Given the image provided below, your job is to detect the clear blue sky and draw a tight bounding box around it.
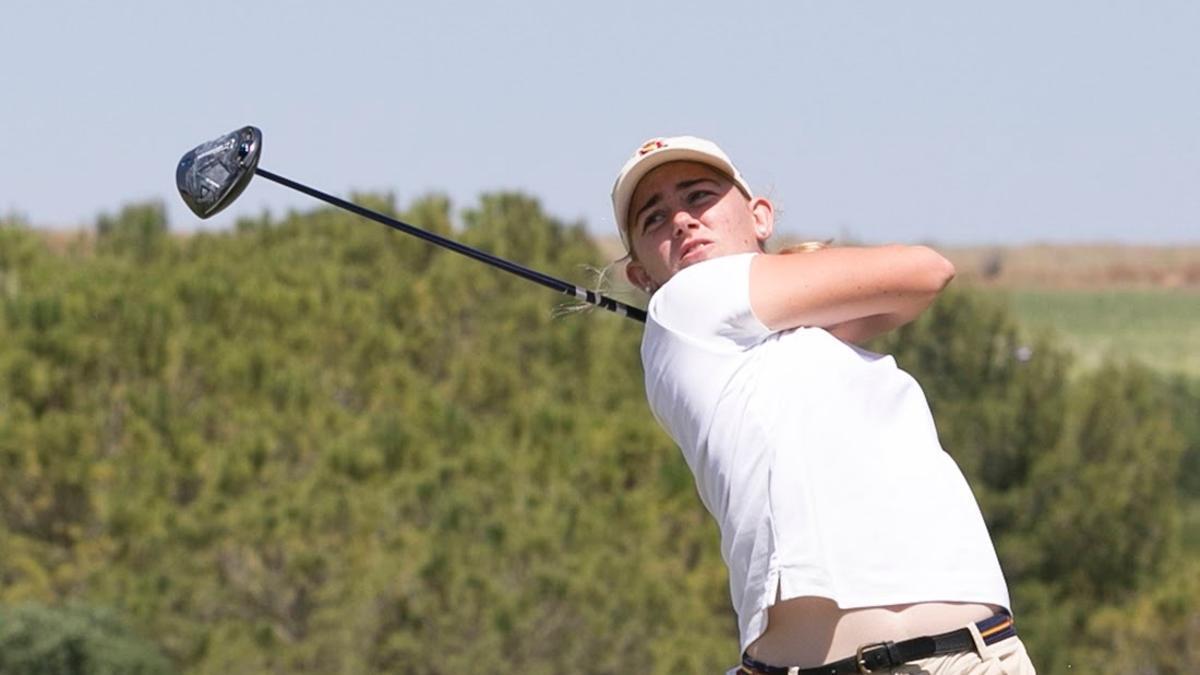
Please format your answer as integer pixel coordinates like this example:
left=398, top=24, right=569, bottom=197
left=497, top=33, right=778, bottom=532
left=2, top=1, right=1197, bottom=245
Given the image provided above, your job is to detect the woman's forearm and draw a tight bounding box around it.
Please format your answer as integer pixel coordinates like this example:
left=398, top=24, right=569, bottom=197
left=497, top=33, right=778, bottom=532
left=825, top=313, right=912, bottom=344
left=750, top=245, right=955, bottom=332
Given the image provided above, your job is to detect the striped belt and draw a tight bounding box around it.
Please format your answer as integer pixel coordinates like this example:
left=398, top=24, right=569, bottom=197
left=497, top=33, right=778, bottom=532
left=740, top=612, right=1017, bottom=675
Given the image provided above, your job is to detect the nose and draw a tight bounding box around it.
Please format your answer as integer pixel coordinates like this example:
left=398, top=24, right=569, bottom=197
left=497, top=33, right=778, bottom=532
left=672, top=209, right=701, bottom=236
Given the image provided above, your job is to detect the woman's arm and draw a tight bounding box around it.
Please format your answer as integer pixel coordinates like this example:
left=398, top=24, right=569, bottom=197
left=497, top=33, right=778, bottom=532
left=823, top=313, right=913, bottom=344
left=749, top=245, right=955, bottom=333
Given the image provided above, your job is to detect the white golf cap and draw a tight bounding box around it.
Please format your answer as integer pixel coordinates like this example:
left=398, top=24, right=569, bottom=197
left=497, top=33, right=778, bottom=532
left=611, top=136, right=753, bottom=250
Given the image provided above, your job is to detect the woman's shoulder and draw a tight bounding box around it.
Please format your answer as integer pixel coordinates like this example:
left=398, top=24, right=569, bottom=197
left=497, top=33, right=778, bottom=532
left=647, top=253, right=768, bottom=348
left=654, top=252, right=758, bottom=297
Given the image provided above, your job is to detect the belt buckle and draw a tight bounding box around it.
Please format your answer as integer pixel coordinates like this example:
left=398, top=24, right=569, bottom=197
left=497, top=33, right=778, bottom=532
left=855, top=642, right=891, bottom=674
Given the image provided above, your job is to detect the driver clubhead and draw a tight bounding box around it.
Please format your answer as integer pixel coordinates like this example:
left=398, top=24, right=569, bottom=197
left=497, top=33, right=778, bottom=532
left=176, top=126, right=262, bottom=219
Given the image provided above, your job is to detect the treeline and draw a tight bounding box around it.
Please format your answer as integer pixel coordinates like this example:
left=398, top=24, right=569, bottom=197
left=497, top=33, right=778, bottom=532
left=0, top=198, right=1196, bottom=674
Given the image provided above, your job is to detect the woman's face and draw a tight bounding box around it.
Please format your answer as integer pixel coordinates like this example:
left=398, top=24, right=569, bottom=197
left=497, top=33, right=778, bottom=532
left=624, top=161, right=774, bottom=291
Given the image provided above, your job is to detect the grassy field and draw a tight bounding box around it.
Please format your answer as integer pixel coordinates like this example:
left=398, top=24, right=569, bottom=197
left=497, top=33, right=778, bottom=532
left=994, top=287, right=1200, bottom=377
left=938, top=245, right=1199, bottom=378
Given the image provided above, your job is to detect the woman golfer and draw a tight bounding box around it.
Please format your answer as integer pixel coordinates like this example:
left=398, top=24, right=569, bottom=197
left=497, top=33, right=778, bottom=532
left=612, top=137, right=1035, bottom=675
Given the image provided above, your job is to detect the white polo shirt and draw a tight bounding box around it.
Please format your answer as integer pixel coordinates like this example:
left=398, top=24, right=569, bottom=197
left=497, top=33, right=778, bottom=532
left=640, top=252, right=1010, bottom=654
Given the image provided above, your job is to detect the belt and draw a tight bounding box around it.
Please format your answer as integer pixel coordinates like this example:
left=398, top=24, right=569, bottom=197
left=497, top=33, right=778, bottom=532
left=740, top=612, right=1017, bottom=675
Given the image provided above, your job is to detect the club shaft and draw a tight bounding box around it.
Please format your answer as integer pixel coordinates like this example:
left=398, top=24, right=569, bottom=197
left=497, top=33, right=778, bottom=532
left=254, top=167, right=646, bottom=323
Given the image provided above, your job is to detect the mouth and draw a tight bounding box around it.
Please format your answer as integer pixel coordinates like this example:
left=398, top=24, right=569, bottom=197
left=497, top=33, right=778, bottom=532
left=678, top=239, right=713, bottom=266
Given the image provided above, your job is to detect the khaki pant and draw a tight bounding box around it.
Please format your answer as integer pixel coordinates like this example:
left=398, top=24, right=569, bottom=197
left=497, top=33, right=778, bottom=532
left=727, top=622, right=1036, bottom=675
left=899, top=624, right=1035, bottom=675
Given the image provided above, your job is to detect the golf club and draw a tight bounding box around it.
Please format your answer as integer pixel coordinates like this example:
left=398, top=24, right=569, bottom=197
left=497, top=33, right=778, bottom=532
left=176, top=126, right=647, bottom=323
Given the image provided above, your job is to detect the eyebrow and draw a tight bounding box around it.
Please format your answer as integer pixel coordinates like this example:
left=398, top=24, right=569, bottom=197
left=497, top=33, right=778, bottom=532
left=632, top=178, right=721, bottom=228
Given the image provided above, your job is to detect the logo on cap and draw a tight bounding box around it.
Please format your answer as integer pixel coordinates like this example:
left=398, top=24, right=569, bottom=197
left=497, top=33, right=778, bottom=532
left=638, top=139, right=666, bottom=155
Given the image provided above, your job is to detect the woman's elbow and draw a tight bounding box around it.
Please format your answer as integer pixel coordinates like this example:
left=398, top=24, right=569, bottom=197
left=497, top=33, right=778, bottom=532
left=915, top=246, right=955, bottom=292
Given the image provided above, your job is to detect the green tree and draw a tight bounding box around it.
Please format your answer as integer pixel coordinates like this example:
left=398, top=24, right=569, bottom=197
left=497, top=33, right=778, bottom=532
left=874, top=294, right=1188, bottom=670
left=95, top=201, right=170, bottom=262
left=0, top=604, right=174, bottom=675
left=1, top=195, right=1196, bottom=674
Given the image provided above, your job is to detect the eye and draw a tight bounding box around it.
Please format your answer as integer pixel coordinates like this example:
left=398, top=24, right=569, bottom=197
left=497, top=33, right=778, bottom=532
left=641, top=211, right=666, bottom=232
left=687, top=189, right=716, bottom=205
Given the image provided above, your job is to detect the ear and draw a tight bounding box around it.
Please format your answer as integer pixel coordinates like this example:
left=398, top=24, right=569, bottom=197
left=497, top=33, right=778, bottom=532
left=750, top=196, right=775, bottom=243
left=625, top=259, right=655, bottom=294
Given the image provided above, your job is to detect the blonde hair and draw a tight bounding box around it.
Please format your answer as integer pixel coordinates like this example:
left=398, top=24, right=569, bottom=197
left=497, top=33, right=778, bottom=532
left=776, top=240, right=831, bottom=255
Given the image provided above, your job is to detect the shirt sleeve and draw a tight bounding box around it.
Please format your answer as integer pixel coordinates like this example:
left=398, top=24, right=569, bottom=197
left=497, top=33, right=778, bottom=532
left=646, top=252, right=772, bottom=350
